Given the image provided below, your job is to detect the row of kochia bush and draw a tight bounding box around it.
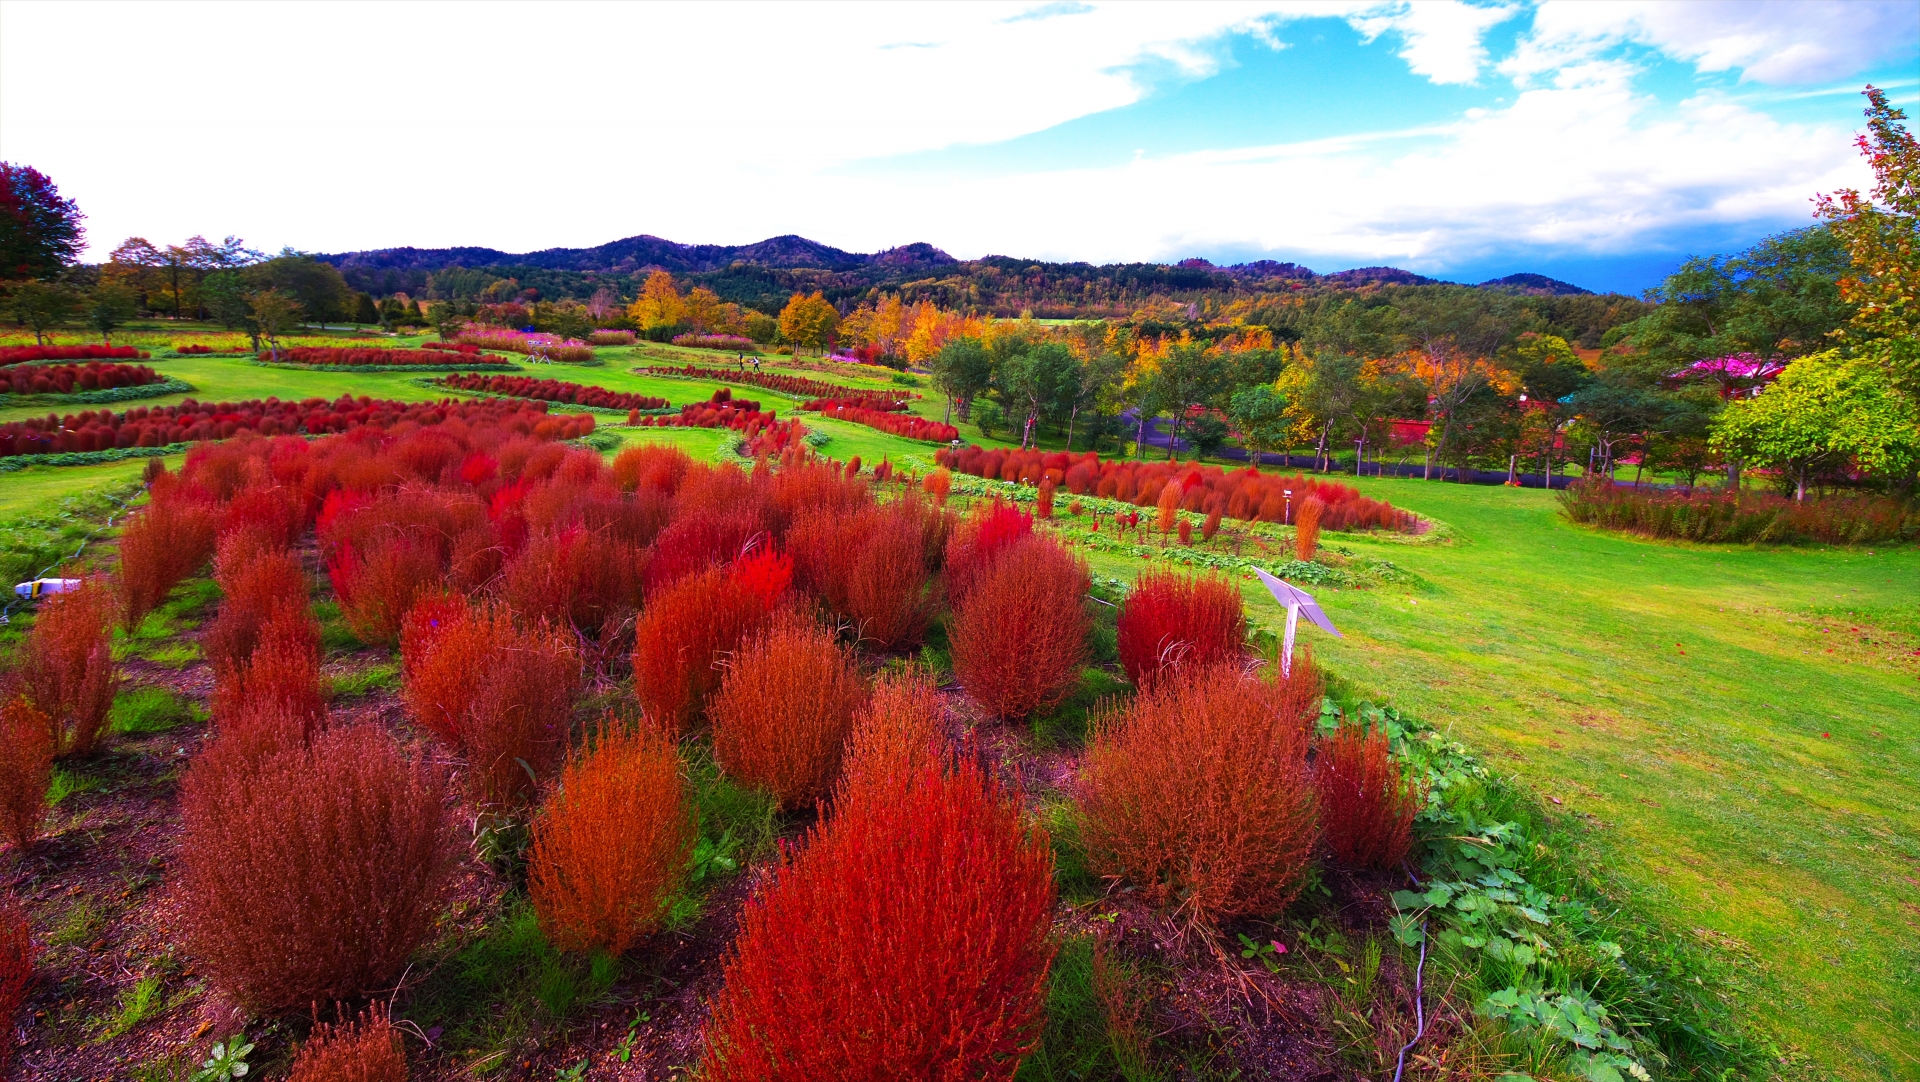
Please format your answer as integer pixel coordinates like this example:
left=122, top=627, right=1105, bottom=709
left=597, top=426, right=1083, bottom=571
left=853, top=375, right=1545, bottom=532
left=0, top=344, right=150, bottom=364
left=0, top=418, right=1420, bottom=1077
left=802, top=397, right=960, bottom=443
left=434, top=372, right=669, bottom=412
left=643, top=363, right=913, bottom=408
left=938, top=444, right=1420, bottom=532
left=2, top=362, right=166, bottom=396
left=263, top=347, right=503, bottom=367
left=0, top=396, right=594, bottom=458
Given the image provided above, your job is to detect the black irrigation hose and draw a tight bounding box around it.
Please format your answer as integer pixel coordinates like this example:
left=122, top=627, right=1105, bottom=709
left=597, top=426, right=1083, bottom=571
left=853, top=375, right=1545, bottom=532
left=0, top=479, right=147, bottom=626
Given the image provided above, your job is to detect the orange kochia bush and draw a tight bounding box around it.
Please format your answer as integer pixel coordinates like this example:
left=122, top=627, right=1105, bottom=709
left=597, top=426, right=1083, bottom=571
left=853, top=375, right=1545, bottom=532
left=12, top=577, right=116, bottom=758
left=1078, top=663, right=1321, bottom=923
left=701, top=754, right=1055, bottom=1081
left=632, top=549, right=791, bottom=736
left=710, top=614, right=868, bottom=809
left=529, top=723, right=696, bottom=955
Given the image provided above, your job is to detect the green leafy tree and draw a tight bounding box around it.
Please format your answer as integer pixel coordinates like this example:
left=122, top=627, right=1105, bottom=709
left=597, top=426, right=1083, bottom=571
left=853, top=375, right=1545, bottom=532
left=1567, top=370, right=1666, bottom=480
left=1149, top=341, right=1231, bottom=460
left=1614, top=226, right=1854, bottom=387
left=1228, top=383, right=1290, bottom=466
left=430, top=302, right=465, bottom=343
left=1000, top=342, right=1080, bottom=448
left=86, top=282, right=138, bottom=344
left=244, top=253, right=352, bottom=328
left=201, top=270, right=259, bottom=349
left=249, top=288, right=302, bottom=360
left=930, top=335, right=994, bottom=422
left=5, top=280, right=77, bottom=344
left=353, top=292, right=378, bottom=325
left=1185, top=413, right=1231, bottom=461
left=0, top=162, right=85, bottom=280
left=1712, top=351, right=1919, bottom=500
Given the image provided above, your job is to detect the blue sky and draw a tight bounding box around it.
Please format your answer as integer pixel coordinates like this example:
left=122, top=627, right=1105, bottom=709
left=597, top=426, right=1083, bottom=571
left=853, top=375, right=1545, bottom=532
left=3, top=1, right=1916, bottom=294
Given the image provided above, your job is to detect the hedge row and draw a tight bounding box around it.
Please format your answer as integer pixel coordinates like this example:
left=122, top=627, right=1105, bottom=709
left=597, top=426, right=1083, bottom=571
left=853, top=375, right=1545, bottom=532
left=266, top=348, right=502, bottom=367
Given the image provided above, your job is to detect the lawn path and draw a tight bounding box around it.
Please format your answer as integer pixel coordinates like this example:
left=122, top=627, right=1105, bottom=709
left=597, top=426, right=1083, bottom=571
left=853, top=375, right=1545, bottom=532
left=1238, top=477, right=1918, bottom=1078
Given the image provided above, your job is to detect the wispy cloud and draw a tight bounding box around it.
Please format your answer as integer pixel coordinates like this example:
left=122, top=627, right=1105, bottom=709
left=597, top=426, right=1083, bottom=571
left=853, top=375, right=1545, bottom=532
left=1003, top=1, right=1093, bottom=24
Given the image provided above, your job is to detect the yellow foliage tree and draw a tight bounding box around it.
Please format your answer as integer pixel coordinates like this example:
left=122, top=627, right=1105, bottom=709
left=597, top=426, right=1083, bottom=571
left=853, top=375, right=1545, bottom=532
left=628, top=271, right=686, bottom=331
left=778, top=291, right=839, bottom=354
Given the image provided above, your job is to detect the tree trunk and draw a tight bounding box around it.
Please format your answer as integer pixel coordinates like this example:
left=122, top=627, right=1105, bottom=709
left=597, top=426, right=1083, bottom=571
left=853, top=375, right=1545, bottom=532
left=1726, top=460, right=1740, bottom=491
left=1066, top=405, right=1077, bottom=452
left=1795, top=465, right=1806, bottom=502
left=1136, top=412, right=1147, bottom=459
left=1315, top=421, right=1331, bottom=472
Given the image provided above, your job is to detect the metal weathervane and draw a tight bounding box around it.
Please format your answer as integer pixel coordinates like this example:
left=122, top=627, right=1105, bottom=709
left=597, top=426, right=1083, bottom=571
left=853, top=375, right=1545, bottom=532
left=1253, top=568, right=1343, bottom=678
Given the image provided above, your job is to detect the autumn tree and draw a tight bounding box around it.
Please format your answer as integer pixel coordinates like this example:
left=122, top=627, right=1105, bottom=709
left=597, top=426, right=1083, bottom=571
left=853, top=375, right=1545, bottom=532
left=0, top=162, right=85, bottom=281
left=1816, top=86, right=1919, bottom=407
left=0, top=163, right=85, bottom=283
left=778, top=291, right=839, bottom=354
left=628, top=270, right=686, bottom=335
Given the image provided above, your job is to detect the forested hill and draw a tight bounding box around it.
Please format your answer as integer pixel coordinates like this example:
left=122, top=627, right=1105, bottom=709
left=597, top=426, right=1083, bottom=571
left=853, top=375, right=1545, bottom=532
left=317, top=233, right=1596, bottom=318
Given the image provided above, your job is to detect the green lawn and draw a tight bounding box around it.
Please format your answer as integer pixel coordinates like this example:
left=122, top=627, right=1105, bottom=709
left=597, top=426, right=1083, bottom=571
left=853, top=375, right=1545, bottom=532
left=7, top=345, right=1914, bottom=1074
left=1216, top=477, right=1916, bottom=1079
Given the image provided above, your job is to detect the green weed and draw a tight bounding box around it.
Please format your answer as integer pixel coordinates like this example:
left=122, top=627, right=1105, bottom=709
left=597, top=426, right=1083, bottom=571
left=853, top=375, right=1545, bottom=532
left=111, top=686, right=200, bottom=735
left=327, top=662, right=399, bottom=699
left=49, top=896, right=105, bottom=947
left=98, top=974, right=165, bottom=1039
left=47, top=765, right=104, bottom=807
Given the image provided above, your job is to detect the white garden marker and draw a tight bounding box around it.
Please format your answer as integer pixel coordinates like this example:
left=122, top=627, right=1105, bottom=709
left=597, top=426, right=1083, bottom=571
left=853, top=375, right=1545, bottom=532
left=1254, top=568, right=1343, bottom=678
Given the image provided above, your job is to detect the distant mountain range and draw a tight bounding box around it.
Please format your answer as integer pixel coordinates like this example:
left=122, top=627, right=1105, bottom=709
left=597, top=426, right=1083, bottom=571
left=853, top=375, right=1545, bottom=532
left=317, top=234, right=1595, bottom=315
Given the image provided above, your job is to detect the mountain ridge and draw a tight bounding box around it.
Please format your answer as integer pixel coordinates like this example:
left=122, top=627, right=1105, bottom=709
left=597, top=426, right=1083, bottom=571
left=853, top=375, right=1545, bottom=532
left=317, top=233, right=1593, bottom=295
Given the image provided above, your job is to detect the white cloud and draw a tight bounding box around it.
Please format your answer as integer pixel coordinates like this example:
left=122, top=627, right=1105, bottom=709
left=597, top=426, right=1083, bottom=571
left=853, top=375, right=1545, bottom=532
left=1509, top=0, right=1920, bottom=86
left=0, top=0, right=1892, bottom=280
left=1349, top=1, right=1520, bottom=85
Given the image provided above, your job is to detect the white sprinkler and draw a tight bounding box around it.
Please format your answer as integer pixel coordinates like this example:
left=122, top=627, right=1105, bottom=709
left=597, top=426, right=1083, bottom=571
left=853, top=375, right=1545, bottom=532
left=1253, top=568, right=1343, bottom=678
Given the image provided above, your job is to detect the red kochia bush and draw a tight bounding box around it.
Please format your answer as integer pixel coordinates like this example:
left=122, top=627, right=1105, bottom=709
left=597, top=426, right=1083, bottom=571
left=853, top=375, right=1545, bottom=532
left=211, top=603, right=326, bottom=739
left=0, top=699, right=52, bottom=850
left=529, top=723, right=696, bottom=956
left=181, top=724, right=452, bottom=1011
left=400, top=600, right=579, bottom=804
left=631, top=553, right=788, bottom=736
left=0, top=893, right=31, bottom=1073
left=328, top=532, right=443, bottom=646
left=205, top=541, right=308, bottom=675
left=950, top=535, right=1089, bottom=721
left=710, top=614, right=867, bottom=809
left=500, top=526, right=643, bottom=638
left=14, top=577, right=116, bottom=758
left=787, top=498, right=940, bottom=651
left=1078, top=664, right=1320, bottom=923
left=290, top=1004, right=409, bottom=1082
left=701, top=755, right=1055, bottom=1082
left=943, top=501, right=1033, bottom=608
left=116, top=490, right=218, bottom=632
left=1315, top=724, right=1421, bottom=870
left=1115, top=571, right=1247, bottom=688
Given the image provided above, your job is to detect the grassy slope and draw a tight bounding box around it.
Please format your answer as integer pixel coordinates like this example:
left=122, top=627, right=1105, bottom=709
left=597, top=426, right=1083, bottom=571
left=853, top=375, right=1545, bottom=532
left=11, top=342, right=1915, bottom=1074
left=1239, top=477, right=1916, bottom=1079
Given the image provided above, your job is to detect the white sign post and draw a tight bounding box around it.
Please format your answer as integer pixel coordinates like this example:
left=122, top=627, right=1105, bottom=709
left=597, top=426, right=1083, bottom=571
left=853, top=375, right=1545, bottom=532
left=1253, top=568, right=1343, bottom=678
